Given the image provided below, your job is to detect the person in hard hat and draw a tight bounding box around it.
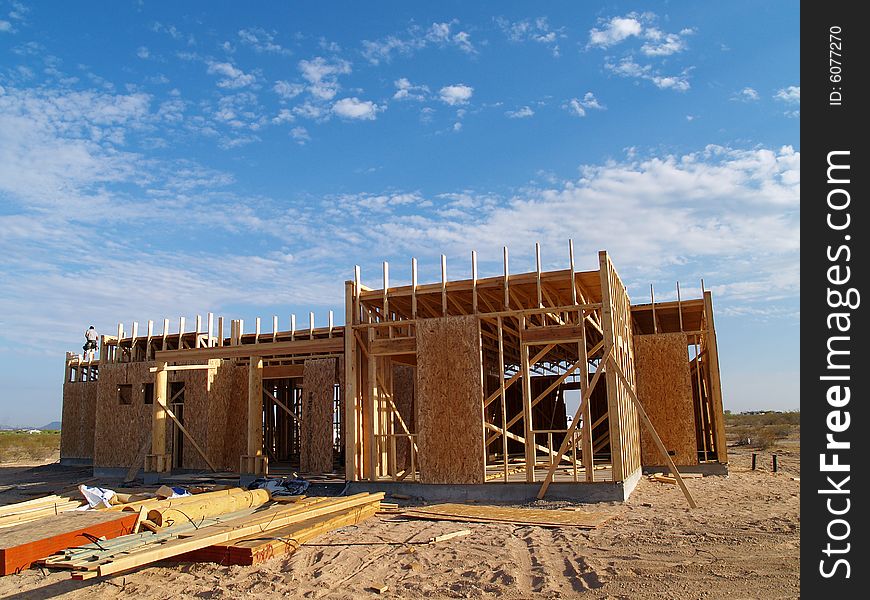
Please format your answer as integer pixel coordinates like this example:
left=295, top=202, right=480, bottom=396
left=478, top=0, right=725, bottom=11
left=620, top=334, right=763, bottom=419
left=83, top=326, right=98, bottom=361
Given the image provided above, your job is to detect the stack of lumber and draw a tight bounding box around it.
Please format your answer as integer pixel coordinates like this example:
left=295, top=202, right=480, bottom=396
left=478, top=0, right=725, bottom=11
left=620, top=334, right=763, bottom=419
left=0, top=495, right=85, bottom=530
left=0, top=510, right=139, bottom=576
left=402, top=503, right=613, bottom=529
left=41, top=493, right=383, bottom=577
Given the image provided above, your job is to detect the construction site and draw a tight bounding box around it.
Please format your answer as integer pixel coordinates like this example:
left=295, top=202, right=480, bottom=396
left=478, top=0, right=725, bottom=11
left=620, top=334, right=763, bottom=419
left=0, top=244, right=802, bottom=599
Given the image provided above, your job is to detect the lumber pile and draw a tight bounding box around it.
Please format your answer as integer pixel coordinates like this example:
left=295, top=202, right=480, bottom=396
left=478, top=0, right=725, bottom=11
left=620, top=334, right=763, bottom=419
left=40, top=493, right=383, bottom=577
left=0, top=495, right=85, bottom=530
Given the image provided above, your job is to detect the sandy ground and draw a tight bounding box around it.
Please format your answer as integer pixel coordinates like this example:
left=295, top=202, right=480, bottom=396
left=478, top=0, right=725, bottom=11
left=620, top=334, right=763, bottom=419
left=0, top=447, right=799, bottom=599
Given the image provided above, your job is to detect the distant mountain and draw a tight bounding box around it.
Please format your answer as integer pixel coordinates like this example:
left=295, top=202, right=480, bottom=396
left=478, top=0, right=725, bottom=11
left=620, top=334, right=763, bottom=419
left=41, top=421, right=62, bottom=431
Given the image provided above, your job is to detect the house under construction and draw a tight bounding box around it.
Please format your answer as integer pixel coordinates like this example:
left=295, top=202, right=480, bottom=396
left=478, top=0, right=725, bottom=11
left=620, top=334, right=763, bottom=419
left=60, top=245, right=727, bottom=502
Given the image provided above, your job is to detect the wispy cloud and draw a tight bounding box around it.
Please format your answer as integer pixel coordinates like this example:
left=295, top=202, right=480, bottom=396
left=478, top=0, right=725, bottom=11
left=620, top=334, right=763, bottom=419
left=563, top=92, right=606, bottom=116
left=774, top=85, right=800, bottom=103
left=206, top=61, right=257, bottom=89
left=588, top=15, right=643, bottom=48
left=604, top=57, right=691, bottom=91
left=495, top=16, right=564, bottom=56
left=393, top=78, right=429, bottom=101
left=298, top=56, right=351, bottom=100
left=361, top=20, right=475, bottom=65
left=505, top=106, right=534, bottom=119
left=237, top=27, right=292, bottom=56
left=732, top=87, right=760, bottom=102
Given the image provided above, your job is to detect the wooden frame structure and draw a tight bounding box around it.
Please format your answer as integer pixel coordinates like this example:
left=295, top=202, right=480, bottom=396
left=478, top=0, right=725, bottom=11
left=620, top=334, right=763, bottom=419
left=344, top=246, right=644, bottom=488
left=61, top=242, right=726, bottom=502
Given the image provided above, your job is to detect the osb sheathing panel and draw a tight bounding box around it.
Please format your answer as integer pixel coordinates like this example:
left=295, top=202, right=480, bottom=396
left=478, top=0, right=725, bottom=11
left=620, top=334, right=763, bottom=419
left=392, top=364, right=415, bottom=469
left=634, top=333, right=698, bottom=466
left=93, top=363, right=154, bottom=468
left=60, top=381, right=97, bottom=459
left=209, top=362, right=247, bottom=471
left=301, top=358, right=336, bottom=474
left=415, top=315, right=485, bottom=484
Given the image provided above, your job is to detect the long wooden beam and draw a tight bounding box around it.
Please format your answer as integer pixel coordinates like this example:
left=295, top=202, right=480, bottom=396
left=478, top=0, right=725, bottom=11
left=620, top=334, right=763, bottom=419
left=155, top=337, right=343, bottom=362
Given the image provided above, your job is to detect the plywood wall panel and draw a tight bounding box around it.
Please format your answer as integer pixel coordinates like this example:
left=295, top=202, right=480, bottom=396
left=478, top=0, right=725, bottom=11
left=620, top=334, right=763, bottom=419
left=392, top=364, right=415, bottom=469
left=300, top=358, right=336, bottom=474
left=415, top=316, right=485, bottom=484
left=634, top=333, right=698, bottom=466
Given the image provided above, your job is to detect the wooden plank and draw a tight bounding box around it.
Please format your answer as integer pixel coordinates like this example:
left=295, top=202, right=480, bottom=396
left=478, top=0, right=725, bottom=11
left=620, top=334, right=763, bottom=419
left=247, top=357, right=264, bottom=459
left=703, top=291, right=728, bottom=463
left=155, top=337, right=344, bottom=362
left=0, top=511, right=138, bottom=576
left=521, top=324, right=586, bottom=346
left=152, top=362, right=168, bottom=469
left=262, top=364, right=305, bottom=379
left=370, top=336, right=416, bottom=356
left=345, top=280, right=359, bottom=481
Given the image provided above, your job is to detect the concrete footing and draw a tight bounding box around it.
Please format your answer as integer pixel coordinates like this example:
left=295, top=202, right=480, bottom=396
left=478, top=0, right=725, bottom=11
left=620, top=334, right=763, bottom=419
left=347, top=468, right=642, bottom=503
left=642, top=462, right=728, bottom=476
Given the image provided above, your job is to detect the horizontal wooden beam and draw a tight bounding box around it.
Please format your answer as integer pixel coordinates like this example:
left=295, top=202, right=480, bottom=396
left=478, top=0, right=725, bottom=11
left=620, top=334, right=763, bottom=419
left=263, top=364, right=305, bottom=379
left=155, top=337, right=343, bottom=362
left=148, top=364, right=214, bottom=373
left=369, top=336, right=416, bottom=356
left=522, top=325, right=585, bottom=346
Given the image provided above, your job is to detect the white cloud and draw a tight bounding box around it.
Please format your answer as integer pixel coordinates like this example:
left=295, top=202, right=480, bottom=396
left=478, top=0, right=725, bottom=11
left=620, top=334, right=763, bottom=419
left=439, top=84, right=473, bottom=105
left=774, top=85, right=800, bottom=104
left=298, top=56, right=351, bottom=100
left=137, top=46, right=150, bottom=59
left=496, top=16, right=563, bottom=56
left=505, top=106, right=534, bottom=119
left=332, top=97, right=381, bottom=120
left=0, top=19, right=13, bottom=33
left=641, top=30, right=689, bottom=56
left=393, top=78, right=429, bottom=101
left=272, top=108, right=295, bottom=124
left=290, top=126, right=310, bottom=144
left=361, top=20, right=475, bottom=65
left=562, top=92, right=605, bottom=117
left=273, top=80, right=304, bottom=100
left=206, top=61, right=256, bottom=89
left=237, top=27, right=292, bottom=56
left=732, top=87, right=760, bottom=102
left=605, top=57, right=691, bottom=91
left=588, top=16, right=643, bottom=48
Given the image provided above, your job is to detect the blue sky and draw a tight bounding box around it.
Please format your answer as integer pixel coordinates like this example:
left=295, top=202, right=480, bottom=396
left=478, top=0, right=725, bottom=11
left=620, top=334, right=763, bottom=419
left=0, top=1, right=799, bottom=426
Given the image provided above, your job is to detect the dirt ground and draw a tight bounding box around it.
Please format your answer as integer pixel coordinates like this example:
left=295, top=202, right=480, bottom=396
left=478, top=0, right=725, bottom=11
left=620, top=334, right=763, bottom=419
left=0, top=447, right=799, bottom=599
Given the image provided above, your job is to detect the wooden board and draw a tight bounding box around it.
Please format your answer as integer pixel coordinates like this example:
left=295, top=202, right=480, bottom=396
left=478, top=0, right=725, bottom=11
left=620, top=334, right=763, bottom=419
left=301, top=358, right=336, bottom=474
left=392, top=364, right=415, bottom=470
left=0, top=511, right=138, bottom=575
left=634, top=333, right=698, bottom=466
left=60, top=380, right=98, bottom=460
left=415, top=316, right=485, bottom=484
left=174, top=503, right=378, bottom=566
left=403, top=503, right=613, bottom=529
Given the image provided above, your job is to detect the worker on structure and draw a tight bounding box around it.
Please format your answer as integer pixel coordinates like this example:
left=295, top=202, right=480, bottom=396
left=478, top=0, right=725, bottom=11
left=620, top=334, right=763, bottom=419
left=83, top=326, right=98, bottom=361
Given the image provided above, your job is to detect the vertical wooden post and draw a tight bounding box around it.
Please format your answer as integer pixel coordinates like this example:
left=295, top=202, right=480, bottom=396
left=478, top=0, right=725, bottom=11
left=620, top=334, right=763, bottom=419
left=207, top=313, right=214, bottom=347
left=151, top=360, right=169, bottom=472
left=520, top=317, right=535, bottom=482
left=367, top=322, right=378, bottom=481
left=410, top=259, right=417, bottom=319
left=146, top=320, right=154, bottom=360
left=676, top=282, right=683, bottom=332
left=344, top=280, right=359, bottom=480
left=568, top=239, right=577, bottom=307
left=328, top=310, right=334, bottom=337
left=309, top=312, right=315, bottom=339
left=535, top=242, right=543, bottom=308
left=441, top=254, right=447, bottom=316
left=383, top=261, right=391, bottom=337
left=255, top=317, right=261, bottom=343
left=115, top=323, right=123, bottom=363
left=503, top=246, right=510, bottom=309
left=178, top=316, right=185, bottom=349
left=650, top=284, right=657, bottom=334
left=579, top=309, right=594, bottom=482
left=218, top=317, right=224, bottom=347
left=161, top=318, right=169, bottom=351
left=195, top=315, right=202, bottom=342
left=497, top=316, right=509, bottom=482
left=247, top=357, right=264, bottom=458
left=131, top=322, right=139, bottom=361
left=599, top=251, right=625, bottom=482
left=704, top=290, right=728, bottom=463
left=272, top=315, right=278, bottom=342
left=290, top=314, right=296, bottom=341
left=471, top=250, right=478, bottom=314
